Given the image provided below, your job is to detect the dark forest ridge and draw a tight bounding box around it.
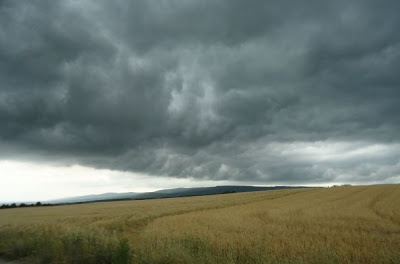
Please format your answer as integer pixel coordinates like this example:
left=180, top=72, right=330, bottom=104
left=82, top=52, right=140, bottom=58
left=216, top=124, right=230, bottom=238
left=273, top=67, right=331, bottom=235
left=48, top=185, right=308, bottom=204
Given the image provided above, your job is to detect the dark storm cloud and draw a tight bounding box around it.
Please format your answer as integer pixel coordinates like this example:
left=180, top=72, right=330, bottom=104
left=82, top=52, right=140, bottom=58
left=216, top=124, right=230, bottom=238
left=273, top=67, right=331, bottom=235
left=1, top=0, right=400, bottom=184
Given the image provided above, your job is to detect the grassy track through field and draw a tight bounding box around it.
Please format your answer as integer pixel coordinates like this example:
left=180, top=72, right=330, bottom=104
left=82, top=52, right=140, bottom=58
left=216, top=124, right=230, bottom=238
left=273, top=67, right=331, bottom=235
left=1, top=185, right=399, bottom=263
left=138, top=185, right=400, bottom=263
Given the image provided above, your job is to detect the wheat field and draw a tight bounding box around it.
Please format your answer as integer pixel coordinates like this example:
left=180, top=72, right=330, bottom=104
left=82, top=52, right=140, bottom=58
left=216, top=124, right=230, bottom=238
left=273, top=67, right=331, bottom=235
left=0, top=185, right=399, bottom=263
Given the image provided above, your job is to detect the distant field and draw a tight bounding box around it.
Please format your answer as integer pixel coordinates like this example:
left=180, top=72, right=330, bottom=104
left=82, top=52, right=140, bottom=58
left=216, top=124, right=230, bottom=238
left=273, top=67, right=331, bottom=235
left=0, top=185, right=399, bottom=263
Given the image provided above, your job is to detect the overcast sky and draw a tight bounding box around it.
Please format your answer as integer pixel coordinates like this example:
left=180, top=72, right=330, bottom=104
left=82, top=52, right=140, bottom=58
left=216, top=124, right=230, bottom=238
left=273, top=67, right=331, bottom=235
left=1, top=0, right=400, bottom=201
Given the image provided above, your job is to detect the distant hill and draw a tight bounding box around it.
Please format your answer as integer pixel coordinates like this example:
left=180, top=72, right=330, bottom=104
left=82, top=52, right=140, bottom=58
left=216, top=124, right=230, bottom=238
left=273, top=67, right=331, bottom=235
left=49, top=192, right=139, bottom=204
left=133, top=186, right=305, bottom=200
left=48, top=186, right=307, bottom=204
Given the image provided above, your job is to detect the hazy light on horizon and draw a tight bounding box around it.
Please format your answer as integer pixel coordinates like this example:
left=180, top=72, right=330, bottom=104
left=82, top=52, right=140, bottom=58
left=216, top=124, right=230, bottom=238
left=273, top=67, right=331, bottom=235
left=0, top=160, right=266, bottom=202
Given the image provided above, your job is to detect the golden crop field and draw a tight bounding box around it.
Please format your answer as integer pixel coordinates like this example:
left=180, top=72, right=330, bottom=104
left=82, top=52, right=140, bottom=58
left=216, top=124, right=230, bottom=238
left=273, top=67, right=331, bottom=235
left=0, top=185, right=399, bottom=264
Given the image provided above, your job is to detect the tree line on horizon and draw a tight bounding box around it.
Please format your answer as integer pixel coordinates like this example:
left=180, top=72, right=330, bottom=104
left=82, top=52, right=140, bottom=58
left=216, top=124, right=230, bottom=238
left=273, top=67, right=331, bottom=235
left=0, top=201, right=54, bottom=209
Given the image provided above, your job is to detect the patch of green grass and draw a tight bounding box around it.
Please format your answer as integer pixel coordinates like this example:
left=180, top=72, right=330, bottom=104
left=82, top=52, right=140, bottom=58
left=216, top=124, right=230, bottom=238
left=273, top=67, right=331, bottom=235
left=0, top=226, right=133, bottom=264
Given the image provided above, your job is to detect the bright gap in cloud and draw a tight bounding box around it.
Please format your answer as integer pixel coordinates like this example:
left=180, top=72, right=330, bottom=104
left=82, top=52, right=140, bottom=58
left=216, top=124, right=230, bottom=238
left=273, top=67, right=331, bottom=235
left=0, top=160, right=260, bottom=203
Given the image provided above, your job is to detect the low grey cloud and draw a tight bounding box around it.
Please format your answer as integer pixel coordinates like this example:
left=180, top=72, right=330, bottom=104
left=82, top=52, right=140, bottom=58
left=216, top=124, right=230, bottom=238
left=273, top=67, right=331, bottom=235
left=1, top=0, right=399, bottom=184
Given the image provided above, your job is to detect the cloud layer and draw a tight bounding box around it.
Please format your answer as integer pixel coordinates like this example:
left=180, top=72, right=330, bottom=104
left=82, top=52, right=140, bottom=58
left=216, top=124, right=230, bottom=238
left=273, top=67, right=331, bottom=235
left=1, top=0, right=400, bottom=184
